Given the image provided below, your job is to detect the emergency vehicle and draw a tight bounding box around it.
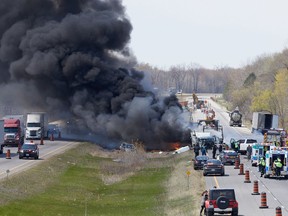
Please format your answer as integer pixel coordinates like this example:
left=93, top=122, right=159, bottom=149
left=251, top=143, right=275, bottom=166
left=264, top=147, right=288, bottom=178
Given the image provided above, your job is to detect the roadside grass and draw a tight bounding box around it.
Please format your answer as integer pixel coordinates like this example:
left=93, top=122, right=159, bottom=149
left=0, top=143, right=205, bottom=216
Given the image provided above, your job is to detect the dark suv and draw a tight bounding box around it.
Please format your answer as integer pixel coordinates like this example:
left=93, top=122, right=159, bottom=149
left=19, top=143, right=39, bottom=159
left=205, top=188, right=238, bottom=216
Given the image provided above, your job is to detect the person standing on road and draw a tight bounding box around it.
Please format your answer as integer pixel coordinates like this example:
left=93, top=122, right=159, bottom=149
left=259, top=157, right=266, bottom=177
left=274, top=157, right=283, bottom=176
left=200, top=190, right=208, bottom=215
left=218, top=144, right=223, bottom=154
left=246, top=145, right=252, bottom=161
left=201, top=145, right=206, bottom=156
left=194, top=144, right=200, bottom=157
left=234, top=141, right=239, bottom=153
left=212, top=144, right=218, bottom=159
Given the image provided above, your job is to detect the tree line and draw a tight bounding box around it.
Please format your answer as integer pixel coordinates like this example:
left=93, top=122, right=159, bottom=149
left=136, top=48, right=288, bottom=130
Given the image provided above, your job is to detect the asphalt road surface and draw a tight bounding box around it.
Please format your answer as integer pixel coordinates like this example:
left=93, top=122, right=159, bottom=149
left=0, top=139, right=80, bottom=180
left=191, top=95, right=288, bottom=216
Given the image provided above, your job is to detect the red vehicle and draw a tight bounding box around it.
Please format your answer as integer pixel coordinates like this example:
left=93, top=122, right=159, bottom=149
left=205, top=188, right=238, bottom=216
left=3, top=116, right=24, bottom=149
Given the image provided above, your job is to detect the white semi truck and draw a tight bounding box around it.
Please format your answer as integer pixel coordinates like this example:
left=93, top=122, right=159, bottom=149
left=25, top=112, right=48, bottom=140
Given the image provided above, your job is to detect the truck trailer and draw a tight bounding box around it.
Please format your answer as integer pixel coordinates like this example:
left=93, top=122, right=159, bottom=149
left=251, top=112, right=278, bottom=134
left=25, top=112, right=48, bottom=140
left=3, top=115, right=25, bottom=148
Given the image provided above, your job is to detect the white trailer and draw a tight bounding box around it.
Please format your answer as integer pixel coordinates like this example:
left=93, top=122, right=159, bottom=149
left=252, top=112, right=278, bottom=134
left=25, top=112, right=48, bottom=139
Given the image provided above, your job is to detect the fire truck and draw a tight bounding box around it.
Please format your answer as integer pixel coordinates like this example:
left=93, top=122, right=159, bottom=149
left=263, top=147, right=288, bottom=178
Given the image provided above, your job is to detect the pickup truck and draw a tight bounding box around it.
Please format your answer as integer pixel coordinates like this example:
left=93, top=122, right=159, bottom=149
left=230, top=138, right=257, bottom=155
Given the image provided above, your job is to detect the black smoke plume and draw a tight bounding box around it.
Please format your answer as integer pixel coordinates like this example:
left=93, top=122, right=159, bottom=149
left=0, top=0, right=189, bottom=149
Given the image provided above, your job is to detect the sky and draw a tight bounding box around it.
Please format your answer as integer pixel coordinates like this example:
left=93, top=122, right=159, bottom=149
left=122, top=0, right=288, bottom=69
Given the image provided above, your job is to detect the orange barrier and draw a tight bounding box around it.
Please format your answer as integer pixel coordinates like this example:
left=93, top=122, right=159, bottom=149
left=234, top=157, right=240, bottom=169
left=259, top=192, right=269, bottom=209
left=276, top=206, right=282, bottom=216
left=244, top=170, right=251, bottom=183
left=6, top=149, right=11, bottom=159
left=251, top=180, right=260, bottom=195
left=238, top=163, right=244, bottom=175
left=40, top=137, right=44, bottom=145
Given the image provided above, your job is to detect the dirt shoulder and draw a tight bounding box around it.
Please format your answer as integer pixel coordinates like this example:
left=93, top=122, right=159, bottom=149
left=164, top=151, right=206, bottom=216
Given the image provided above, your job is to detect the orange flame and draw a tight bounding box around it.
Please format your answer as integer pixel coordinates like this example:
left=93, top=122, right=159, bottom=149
left=170, top=142, right=181, bottom=150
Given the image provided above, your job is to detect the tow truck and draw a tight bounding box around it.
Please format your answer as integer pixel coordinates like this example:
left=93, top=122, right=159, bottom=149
left=263, top=147, right=288, bottom=179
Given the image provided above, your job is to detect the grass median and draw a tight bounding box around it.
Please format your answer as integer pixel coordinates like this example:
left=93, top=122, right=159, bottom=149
left=0, top=142, right=205, bottom=216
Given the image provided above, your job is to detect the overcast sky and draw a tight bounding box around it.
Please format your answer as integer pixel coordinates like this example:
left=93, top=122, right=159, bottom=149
left=122, top=0, right=288, bottom=69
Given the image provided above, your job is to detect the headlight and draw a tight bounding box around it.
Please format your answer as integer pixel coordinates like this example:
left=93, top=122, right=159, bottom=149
left=20, top=150, right=23, bottom=153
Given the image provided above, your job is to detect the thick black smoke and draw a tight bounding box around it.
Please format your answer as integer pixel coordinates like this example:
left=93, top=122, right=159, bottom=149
left=0, top=0, right=189, bottom=149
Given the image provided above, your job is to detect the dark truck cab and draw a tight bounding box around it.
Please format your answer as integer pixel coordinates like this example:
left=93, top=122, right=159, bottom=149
left=205, top=188, right=238, bottom=216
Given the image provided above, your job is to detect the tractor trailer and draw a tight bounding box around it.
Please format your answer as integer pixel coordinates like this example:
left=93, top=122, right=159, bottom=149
left=3, top=115, right=25, bottom=148
left=25, top=112, right=48, bottom=140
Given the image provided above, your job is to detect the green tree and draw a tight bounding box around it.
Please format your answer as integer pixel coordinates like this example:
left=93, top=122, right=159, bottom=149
left=273, top=69, right=288, bottom=128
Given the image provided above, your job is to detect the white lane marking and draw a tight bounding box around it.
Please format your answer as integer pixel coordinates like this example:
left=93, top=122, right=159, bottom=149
left=0, top=142, right=77, bottom=175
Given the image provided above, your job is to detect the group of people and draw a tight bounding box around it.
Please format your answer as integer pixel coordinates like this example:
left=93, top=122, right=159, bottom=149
left=193, top=143, right=223, bottom=158
left=258, top=156, right=283, bottom=177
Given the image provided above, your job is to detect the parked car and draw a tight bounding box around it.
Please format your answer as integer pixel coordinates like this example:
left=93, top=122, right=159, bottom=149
left=205, top=188, right=238, bottom=216
left=193, top=155, right=209, bottom=170
left=19, top=142, right=39, bottom=159
left=218, top=150, right=238, bottom=165
left=119, top=142, right=136, bottom=152
left=203, top=159, right=225, bottom=176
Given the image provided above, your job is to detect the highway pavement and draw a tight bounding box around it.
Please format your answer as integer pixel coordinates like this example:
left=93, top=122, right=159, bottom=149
left=189, top=95, right=288, bottom=216
left=0, top=139, right=80, bottom=180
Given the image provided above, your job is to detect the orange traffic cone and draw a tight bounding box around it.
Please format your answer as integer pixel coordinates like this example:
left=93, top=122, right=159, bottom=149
left=251, top=180, right=260, bottom=195
left=40, top=137, right=44, bottom=145
left=259, top=192, right=269, bottom=209
left=276, top=206, right=283, bottom=216
left=6, top=149, right=11, bottom=159
left=244, top=170, right=251, bottom=183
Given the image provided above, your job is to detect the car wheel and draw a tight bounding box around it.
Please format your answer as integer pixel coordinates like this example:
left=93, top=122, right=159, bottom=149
left=232, top=210, right=238, bottom=216
left=216, top=196, right=229, bottom=209
left=19, top=156, right=22, bottom=159
left=203, top=172, right=207, bottom=176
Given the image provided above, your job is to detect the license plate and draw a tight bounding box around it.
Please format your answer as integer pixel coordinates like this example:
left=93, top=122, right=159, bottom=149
left=26, top=154, right=29, bottom=157
left=230, top=156, right=236, bottom=158
left=201, top=162, right=204, bottom=164
left=211, top=169, right=215, bottom=171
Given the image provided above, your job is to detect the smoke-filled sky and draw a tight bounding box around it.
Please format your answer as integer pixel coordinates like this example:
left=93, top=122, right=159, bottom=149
left=0, top=0, right=189, bottom=149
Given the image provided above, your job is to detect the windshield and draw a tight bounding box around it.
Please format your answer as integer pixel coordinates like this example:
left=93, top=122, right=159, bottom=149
left=4, top=127, right=18, bottom=133
left=226, top=152, right=237, bottom=156
left=27, top=123, right=41, bottom=127
left=22, top=144, right=37, bottom=150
